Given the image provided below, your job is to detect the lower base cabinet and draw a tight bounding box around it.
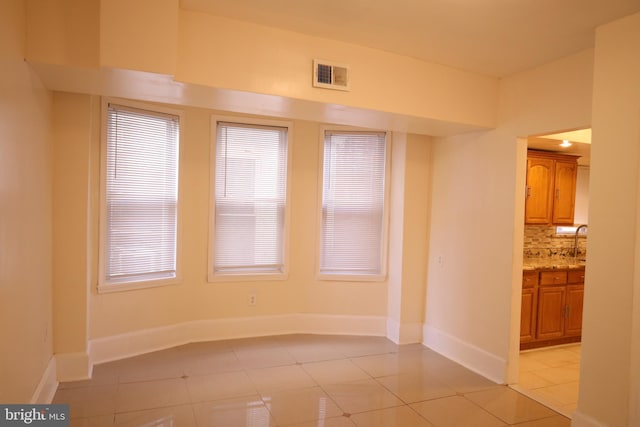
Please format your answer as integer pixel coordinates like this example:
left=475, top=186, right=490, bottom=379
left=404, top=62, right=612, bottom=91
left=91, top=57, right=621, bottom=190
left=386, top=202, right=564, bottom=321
left=565, top=284, right=585, bottom=337
left=520, top=285, right=538, bottom=343
left=537, top=285, right=567, bottom=340
left=520, top=268, right=585, bottom=349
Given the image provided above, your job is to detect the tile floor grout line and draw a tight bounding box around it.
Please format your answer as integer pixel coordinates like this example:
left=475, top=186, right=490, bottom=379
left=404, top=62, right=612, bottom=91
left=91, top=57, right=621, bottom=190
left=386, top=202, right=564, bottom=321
left=53, top=334, right=572, bottom=426
left=516, top=343, right=580, bottom=418
left=459, top=391, right=517, bottom=426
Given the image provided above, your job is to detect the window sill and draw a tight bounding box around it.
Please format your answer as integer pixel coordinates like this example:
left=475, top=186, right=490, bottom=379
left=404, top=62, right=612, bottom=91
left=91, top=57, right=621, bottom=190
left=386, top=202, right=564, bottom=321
left=317, top=273, right=387, bottom=282
left=98, top=277, right=180, bottom=294
left=208, top=272, right=289, bottom=283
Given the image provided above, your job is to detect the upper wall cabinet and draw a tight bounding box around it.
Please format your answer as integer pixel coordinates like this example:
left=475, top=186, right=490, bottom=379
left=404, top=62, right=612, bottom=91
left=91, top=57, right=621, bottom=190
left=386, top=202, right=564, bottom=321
left=525, top=150, right=578, bottom=225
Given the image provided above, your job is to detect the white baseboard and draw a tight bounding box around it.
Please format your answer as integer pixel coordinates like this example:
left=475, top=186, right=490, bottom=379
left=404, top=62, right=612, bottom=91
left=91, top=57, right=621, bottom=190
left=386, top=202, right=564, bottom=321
left=188, top=314, right=297, bottom=343
left=30, top=357, right=58, bottom=404
left=571, top=411, right=610, bottom=427
left=387, top=318, right=401, bottom=343
left=56, top=351, right=92, bottom=382
left=301, top=314, right=387, bottom=337
left=386, top=318, right=423, bottom=344
left=423, top=324, right=506, bottom=384
left=91, top=321, right=189, bottom=365
left=91, top=313, right=387, bottom=365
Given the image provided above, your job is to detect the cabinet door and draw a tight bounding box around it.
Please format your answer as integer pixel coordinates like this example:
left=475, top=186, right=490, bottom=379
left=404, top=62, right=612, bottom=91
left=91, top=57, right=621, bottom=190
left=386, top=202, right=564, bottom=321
left=565, top=284, right=584, bottom=337
left=525, top=157, right=554, bottom=224
left=537, top=285, right=566, bottom=340
left=552, top=160, right=577, bottom=224
left=520, top=287, right=538, bottom=343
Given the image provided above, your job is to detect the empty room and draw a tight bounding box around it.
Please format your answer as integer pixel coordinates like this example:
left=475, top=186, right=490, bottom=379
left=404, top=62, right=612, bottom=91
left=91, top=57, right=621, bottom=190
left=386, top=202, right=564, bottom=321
left=2, top=1, right=640, bottom=426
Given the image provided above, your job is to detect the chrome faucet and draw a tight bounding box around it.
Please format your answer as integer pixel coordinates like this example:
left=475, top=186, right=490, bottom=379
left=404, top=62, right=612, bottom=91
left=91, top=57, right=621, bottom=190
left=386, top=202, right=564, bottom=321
left=574, top=224, right=588, bottom=260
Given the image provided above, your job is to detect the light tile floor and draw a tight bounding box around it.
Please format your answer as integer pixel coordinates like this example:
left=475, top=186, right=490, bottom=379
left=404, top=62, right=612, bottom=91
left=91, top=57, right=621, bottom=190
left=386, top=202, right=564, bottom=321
left=512, top=344, right=581, bottom=419
left=53, top=335, right=571, bottom=426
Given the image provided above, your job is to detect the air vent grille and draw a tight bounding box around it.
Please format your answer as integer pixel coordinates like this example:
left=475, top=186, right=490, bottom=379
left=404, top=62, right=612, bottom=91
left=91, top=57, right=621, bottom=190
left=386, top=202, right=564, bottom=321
left=313, top=59, right=350, bottom=91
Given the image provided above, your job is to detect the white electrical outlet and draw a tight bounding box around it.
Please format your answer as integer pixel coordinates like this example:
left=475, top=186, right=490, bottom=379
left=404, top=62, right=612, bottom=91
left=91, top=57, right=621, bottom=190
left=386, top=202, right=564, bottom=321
left=248, top=294, right=257, bottom=306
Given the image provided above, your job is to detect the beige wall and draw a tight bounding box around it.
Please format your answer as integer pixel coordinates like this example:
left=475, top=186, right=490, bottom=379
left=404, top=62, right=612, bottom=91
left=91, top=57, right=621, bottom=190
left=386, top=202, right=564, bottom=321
left=78, top=103, right=428, bottom=339
left=0, top=0, right=54, bottom=403
left=387, top=133, right=432, bottom=343
left=176, top=10, right=498, bottom=129
left=424, top=50, right=594, bottom=383
left=16, top=3, right=640, bottom=424
left=51, top=93, right=95, bottom=379
left=100, top=0, right=178, bottom=74
left=28, top=92, right=432, bottom=366
left=574, top=166, right=590, bottom=225
left=576, top=11, right=640, bottom=427
left=400, top=135, right=431, bottom=327
left=26, top=0, right=99, bottom=68
left=26, top=0, right=436, bottom=372
left=425, top=128, right=522, bottom=381
left=25, top=0, right=498, bottom=136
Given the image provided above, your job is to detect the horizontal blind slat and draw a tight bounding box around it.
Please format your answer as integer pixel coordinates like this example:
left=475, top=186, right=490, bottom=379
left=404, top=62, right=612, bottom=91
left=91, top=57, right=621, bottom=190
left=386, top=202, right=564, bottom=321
left=213, top=122, right=288, bottom=273
left=105, top=104, right=180, bottom=283
left=320, top=131, right=387, bottom=275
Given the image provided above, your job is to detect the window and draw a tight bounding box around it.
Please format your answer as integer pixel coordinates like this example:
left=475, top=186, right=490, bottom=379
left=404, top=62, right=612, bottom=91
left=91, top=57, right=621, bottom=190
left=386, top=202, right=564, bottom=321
left=99, top=102, right=180, bottom=291
left=319, top=130, right=389, bottom=279
left=555, top=225, right=588, bottom=236
left=210, top=119, right=290, bottom=278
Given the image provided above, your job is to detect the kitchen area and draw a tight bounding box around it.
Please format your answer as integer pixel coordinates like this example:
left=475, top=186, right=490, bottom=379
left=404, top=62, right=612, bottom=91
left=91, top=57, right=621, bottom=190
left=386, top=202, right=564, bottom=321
left=514, top=130, right=591, bottom=417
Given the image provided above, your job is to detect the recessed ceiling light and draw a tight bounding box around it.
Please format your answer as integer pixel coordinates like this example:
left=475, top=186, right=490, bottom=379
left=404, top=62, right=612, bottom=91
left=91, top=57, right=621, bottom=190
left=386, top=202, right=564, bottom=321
left=560, top=140, right=572, bottom=147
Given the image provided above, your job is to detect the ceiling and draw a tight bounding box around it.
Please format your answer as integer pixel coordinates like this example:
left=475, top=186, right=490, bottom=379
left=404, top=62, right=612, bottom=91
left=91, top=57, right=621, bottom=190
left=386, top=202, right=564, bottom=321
left=181, top=0, right=640, bottom=77
left=529, top=129, right=591, bottom=165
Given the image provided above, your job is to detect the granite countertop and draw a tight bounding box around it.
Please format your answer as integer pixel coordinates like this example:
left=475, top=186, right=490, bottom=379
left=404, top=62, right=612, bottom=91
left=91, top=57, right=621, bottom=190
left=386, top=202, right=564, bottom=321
left=523, top=259, right=586, bottom=271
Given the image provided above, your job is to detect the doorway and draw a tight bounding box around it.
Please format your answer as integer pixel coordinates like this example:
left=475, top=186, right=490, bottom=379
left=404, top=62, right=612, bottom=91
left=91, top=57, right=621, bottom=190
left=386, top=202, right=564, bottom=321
left=513, top=344, right=581, bottom=417
left=510, top=129, right=591, bottom=419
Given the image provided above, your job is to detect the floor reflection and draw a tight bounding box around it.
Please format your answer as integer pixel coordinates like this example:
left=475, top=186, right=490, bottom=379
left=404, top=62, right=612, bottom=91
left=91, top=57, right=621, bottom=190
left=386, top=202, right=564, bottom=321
left=53, top=334, right=571, bottom=426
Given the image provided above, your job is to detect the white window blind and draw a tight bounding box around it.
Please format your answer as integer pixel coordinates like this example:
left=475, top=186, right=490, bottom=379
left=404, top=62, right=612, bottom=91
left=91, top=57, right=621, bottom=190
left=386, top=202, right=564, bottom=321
left=320, top=131, right=388, bottom=276
left=102, top=104, right=180, bottom=285
left=213, top=121, right=288, bottom=274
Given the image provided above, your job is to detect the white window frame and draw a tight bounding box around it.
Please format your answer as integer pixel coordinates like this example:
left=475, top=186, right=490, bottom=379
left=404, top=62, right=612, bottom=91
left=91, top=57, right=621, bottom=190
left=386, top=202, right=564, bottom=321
left=316, top=126, right=391, bottom=282
left=98, top=99, right=183, bottom=293
left=208, top=115, right=292, bottom=282
left=555, top=225, right=587, bottom=236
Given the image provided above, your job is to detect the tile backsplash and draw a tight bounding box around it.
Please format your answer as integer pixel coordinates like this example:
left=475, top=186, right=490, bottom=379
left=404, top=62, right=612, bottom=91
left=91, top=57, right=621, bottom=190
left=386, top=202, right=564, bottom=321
left=523, top=225, right=587, bottom=262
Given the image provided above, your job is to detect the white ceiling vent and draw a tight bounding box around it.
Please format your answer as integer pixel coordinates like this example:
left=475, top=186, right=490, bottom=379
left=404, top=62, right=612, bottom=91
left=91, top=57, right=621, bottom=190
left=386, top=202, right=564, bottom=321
left=313, top=59, right=350, bottom=91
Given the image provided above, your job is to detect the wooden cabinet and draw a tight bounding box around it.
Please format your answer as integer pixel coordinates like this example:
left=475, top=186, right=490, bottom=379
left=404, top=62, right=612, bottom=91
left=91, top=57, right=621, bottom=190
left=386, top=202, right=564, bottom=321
left=537, top=285, right=567, bottom=340
left=540, top=270, right=567, bottom=285
left=552, top=160, right=578, bottom=224
left=520, top=288, right=537, bottom=342
left=525, top=151, right=578, bottom=225
left=520, top=268, right=585, bottom=349
left=525, top=156, right=554, bottom=224
left=565, top=270, right=585, bottom=337
left=565, top=285, right=584, bottom=336
left=520, top=272, right=538, bottom=343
